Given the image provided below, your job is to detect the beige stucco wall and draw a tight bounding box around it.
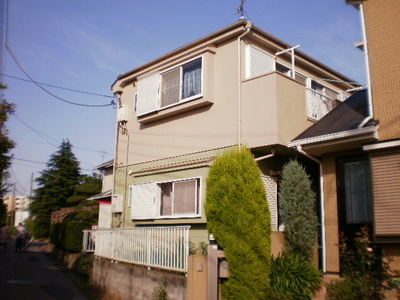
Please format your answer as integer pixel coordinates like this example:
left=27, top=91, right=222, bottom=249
left=322, top=154, right=340, bottom=274
left=102, top=167, right=114, bottom=192
left=114, top=36, right=344, bottom=167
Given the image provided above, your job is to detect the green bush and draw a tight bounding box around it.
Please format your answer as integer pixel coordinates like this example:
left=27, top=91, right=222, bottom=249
left=205, top=147, right=271, bottom=299
left=49, top=223, right=66, bottom=248
left=75, top=253, right=94, bottom=281
left=279, top=160, right=319, bottom=261
left=33, top=216, right=51, bottom=238
left=326, top=227, right=396, bottom=300
left=64, top=221, right=92, bottom=252
left=271, top=252, right=322, bottom=299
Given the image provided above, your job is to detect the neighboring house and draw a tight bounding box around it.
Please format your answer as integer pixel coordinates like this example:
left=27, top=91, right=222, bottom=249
left=87, top=159, right=113, bottom=228
left=109, top=19, right=358, bottom=272
left=290, top=0, right=400, bottom=276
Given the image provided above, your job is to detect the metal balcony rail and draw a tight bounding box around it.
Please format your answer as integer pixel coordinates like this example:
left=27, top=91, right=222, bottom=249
left=82, top=226, right=191, bottom=272
left=82, top=229, right=96, bottom=252
left=306, top=88, right=334, bottom=120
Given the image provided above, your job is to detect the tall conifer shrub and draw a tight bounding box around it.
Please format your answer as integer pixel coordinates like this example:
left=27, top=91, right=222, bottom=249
left=205, top=147, right=271, bottom=299
left=278, top=160, right=318, bottom=260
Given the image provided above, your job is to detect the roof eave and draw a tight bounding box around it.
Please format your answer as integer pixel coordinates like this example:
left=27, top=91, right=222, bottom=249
left=288, top=126, right=379, bottom=156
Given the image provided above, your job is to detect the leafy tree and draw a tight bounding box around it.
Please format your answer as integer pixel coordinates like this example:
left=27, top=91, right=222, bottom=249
left=0, top=86, right=15, bottom=222
left=205, top=147, right=271, bottom=299
left=31, top=140, right=81, bottom=237
left=66, top=173, right=102, bottom=206
left=278, top=160, right=319, bottom=260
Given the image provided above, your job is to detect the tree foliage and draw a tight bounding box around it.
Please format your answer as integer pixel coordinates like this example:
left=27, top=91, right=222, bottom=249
left=278, top=160, right=319, bottom=260
left=205, top=147, right=271, bottom=299
left=0, top=87, right=15, bottom=222
left=66, top=173, right=102, bottom=206
left=31, top=140, right=81, bottom=237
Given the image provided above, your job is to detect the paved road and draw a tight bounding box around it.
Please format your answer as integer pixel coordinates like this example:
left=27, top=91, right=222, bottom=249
left=0, top=238, right=88, bottom=300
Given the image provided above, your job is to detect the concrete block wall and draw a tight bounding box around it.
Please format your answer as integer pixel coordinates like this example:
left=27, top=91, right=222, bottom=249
left=93, top=258, right=187, bottom=299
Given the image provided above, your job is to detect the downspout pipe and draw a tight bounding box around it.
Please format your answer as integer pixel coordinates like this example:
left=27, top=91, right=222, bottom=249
left=237, top=21, right=253, bottom=148
left=295, top=146, right=326, bottom=273
left=358, top=1, right=374, bottom=128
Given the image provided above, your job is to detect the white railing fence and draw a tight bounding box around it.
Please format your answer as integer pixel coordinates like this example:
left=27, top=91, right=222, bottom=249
left=82, top=226, right=191, bottom=272
left=82, top=229, right=96, bottom=252
left=306, top=88, right=334, bottom=120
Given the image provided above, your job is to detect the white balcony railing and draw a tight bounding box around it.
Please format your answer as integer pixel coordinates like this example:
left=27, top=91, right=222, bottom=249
left=82, top=229, right=96, bottom=252
left=306, top=88, right=335, bottom=120
left=83, top=226, right=191, bottom=272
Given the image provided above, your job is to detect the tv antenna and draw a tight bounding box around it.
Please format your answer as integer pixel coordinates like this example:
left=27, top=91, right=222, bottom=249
left=237, top=0, right=246, bottom=19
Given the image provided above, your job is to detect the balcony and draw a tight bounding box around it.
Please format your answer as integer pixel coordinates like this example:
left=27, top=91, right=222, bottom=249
left=306, top=88, right=335, bottom=121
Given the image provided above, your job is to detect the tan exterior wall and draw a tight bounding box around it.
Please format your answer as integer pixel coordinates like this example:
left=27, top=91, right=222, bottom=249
left=322, top=154, right=340, bottom=274
left=364, top=0, right=400, bottom=141
left=114, top=35, right=350, bottom=167
left=102, top=167, right=114, bottom=192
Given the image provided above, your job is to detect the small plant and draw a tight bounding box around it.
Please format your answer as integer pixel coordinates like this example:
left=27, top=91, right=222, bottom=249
left=152, top=277, right=168, bottom=300
left=270, top=252, right=322, bottom=299
left=75, top=254, right=94, bottom=281
left=327, top=226, right=398, bottom=299
left=198, top=242, right=207, bottom=255
left=189, top=241, right=208, bottom=255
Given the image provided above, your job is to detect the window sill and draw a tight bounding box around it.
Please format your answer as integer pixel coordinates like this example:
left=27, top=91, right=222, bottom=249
left=138, top=97, right=213, bottom=124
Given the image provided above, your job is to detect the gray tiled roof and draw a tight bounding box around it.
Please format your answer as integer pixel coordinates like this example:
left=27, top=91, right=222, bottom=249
left=293, top=89, right=373, bottom=141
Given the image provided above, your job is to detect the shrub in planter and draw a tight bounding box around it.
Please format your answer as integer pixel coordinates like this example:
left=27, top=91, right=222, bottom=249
left=326, top=227, right=397, bottom=300
left=205, top=147, right=271, bottom=299
left=76, top=253, right=94, bottom=281
left=271, top=252, right=322, bottom=299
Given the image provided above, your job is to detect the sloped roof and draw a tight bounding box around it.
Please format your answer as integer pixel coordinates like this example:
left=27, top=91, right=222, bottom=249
left=87, top=190, right=112, bottom=201
left=95, top=159, right=114, bottom=170
left=293, top=89, right=373, bottom=141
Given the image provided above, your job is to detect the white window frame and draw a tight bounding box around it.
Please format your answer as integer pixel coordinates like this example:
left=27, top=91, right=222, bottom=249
left=157, top=177, right=201, bottom=218
left=160, top=57, right=203, bottom=109
left=130, top=177, right=202, bottom=220
left=136, top=57, right=203, bottom=117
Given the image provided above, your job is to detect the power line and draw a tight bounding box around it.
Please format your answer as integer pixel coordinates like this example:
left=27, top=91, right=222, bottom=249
left=2, top=73, right=115, bottom=98
left=4, top=1, right=115, bottom=108
left=6, top=45, right=116, bottom=108
left=12, top=114, right=59, bottom=147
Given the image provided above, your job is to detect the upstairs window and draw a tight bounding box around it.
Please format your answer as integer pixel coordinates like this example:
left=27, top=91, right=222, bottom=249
left=161, top=58, right=202, bottom=108
left=246, top=45, right=275, bottom=79
left=136, top=58, right=203, bottom=117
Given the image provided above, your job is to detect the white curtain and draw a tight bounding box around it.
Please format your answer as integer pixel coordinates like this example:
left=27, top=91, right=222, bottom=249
left=182, top=59, right=201, bottom=99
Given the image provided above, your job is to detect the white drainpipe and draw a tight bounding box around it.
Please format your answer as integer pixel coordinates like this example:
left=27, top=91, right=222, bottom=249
left=237, top=21, right=253, bottom=148
left=358, top=1, right=374, bottom=128
left=295, top=146, right=326, bottom=273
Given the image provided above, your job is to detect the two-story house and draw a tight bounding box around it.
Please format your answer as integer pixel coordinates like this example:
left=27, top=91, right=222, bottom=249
left=290, top=0, right=400, bottom=278
left=110, top=19, right=358, bottom=271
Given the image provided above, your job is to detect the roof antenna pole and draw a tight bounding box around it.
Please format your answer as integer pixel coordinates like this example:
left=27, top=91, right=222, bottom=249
left=237, top=0, right=246, bottom=20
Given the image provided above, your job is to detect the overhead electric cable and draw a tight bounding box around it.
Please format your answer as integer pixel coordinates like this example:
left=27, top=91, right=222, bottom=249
left=1, top=74, right=115, bottom=98
left=13, top=114, right=113, bottom=156
left=6, top=45, right=115, bottom=107
left=13, top=114, right=59, bottom=147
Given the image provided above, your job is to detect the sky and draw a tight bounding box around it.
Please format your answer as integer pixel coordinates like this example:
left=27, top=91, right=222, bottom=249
left=3, top=0, right=365, bottom=197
